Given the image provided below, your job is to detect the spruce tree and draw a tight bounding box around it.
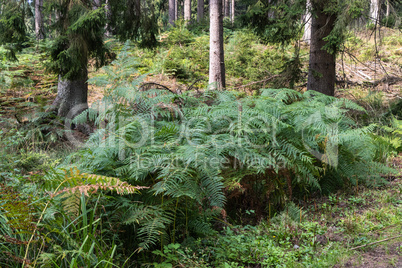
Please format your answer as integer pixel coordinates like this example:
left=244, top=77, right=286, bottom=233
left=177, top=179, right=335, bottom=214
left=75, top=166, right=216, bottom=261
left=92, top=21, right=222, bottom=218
left=47, top=0, right=107, bottom=118
left=0, top=0, right=158, bottom=119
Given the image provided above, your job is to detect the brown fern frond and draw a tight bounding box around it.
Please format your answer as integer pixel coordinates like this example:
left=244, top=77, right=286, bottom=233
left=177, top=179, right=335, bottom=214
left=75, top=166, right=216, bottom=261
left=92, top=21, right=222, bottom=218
left=53, top=168, right=148, bottom=197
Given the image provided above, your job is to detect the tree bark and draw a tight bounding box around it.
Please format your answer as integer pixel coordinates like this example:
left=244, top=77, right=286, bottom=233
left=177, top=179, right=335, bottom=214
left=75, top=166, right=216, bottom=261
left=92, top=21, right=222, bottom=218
left=307, top=0, right=336, bottom=96
left=52, top=69, right=88, bottom=119
left=105, top=0, right=112, bottom=37
left=209, top=0, right=225, bottom=89
left=386, top=0, right=390, bottom=17
left=35, top=0, right=44, bottom=40
left=197, top=0, right=204, bottom=22
left=302, top=0, right=311, bottom=44
left=175, top=0, right=179, bottom=20
left=370, top=0, right=380, bottom=25
left=231, top=0, right=235, bottom=24
left=184, top=0, right=191, bottom=23
left=169, top=0, right=176, bottom=25
left=224, top=0, right=230, bottom=18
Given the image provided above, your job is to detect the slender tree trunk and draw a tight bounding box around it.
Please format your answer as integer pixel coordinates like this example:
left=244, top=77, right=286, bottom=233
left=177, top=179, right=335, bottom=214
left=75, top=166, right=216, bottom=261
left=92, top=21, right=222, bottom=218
left=209, top=0, right=225, bottom=89
left=302, top=0, right=311, bottom=44
left=370, top=0, right=380, bottom=25
left=105, top=0, right=112, bottom=37
left=386, top=0, right=390, bottom=17
left=224, top=0, right=230, bottom=18
left=197, top=0, right=204, bottom=22
left=52, top=68, right=88, bottom=118
left=169, top=0, right=176, bottom=25
left=184, top=0, right=191, bottom=23
left=307, top=0, right=336, bottom=96
left=231, top=0, right=235, bottom=24
left=175, top=0, right=178, bottom=20
left=35, top=0, right=44, bottom=40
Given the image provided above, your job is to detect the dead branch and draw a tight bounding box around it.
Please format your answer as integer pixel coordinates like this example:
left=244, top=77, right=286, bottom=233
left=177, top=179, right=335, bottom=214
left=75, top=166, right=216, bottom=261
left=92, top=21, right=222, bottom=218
left=139, top=82, right=176, bottom=94
left=349, top=234, right=402, bottom=251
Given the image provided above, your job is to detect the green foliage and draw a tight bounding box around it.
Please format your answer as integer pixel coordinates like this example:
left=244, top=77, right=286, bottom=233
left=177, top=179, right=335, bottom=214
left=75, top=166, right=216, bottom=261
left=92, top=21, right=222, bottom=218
left=225, top=31, right=287, bottom=83
left=47, top=5, right=107, bottom=79
left=377, top=117, right=402, bottom=156
left=0, top=1, right=27, bottom=60
left=69, top=45, right=396, bottom=253
left=158, top=222, right=341, bottom=267
left=109, top=0, right=158, bottom=48
left=241, top=0, right=305, bottom=45
left=135, top=28, right=298, bottom=88
left=0, top=165, right=142, bottom=267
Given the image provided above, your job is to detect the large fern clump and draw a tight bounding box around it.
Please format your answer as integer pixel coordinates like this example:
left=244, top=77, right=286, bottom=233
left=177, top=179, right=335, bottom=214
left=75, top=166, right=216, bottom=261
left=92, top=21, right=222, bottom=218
left=71, top=44, right=393, bottom=251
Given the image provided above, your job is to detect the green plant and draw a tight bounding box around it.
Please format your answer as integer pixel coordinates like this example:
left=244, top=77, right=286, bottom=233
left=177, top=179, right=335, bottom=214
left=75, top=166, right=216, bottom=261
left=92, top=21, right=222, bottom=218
left=0, top=166, right=143, bottom=267
left=69, top=45, right=396, bottom=256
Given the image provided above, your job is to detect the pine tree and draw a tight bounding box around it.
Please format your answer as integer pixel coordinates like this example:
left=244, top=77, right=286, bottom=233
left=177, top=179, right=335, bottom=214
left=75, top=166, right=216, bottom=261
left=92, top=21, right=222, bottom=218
left=209, top=0, right=226, bottom=89
left=47, top=0, right=107, bottom=118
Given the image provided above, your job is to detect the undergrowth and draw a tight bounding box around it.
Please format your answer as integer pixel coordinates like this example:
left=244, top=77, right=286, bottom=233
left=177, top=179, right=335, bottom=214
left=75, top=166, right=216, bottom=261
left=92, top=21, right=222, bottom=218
left=65, top=45, right=396, bottom=259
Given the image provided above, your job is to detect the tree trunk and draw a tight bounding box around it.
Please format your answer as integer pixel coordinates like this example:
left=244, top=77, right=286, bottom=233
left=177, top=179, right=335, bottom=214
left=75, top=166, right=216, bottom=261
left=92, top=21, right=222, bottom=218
left=52, top=69, right=88, bottom=119
left=231, top=0, right=234, bottom=24
left=169, top=0, right=176, bottom=25
left=197, top=0, right=204, bottom=22
left=105, top=0, right=112, bottom=37
left=209, top=0, right=225, bottom=89
left=386, top=0, right=390, bottom=17
left=224, top=0, right=230, bottom=18
left=35, top=0, right=44, bottom=40
left=302, top=0, right=311, bottom=44
left=307, top=1, right=336, bottom=96
left=370, top=0, right=380, bottom=25
left=184, top=0, right=191, bottom=23
left=175, top=0, right=179, bottom=20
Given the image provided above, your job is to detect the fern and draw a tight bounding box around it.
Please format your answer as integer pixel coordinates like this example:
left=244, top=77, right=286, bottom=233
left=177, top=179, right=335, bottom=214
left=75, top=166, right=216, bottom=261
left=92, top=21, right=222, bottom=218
left=67, top=45, right=396, bottom=252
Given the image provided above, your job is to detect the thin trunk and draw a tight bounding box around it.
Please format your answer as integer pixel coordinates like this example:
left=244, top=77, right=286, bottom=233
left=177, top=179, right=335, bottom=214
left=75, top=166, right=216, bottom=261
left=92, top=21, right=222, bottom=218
left=105, top=0, right=112, bottom=37
left=175, top=0, right=178, bottom=20
left=370, top=0, right=380, bottom=25
left=224, top=0, right=230, bottom=18
left=386, top=0, right=390, bottom=17
left=209, top=0, right=225, bottom=89
left=35, top=0, right=44, bottom=40
left=231, top=0, right=234, bottom=24
left=307, top=0, right=336, bottom=96
left=52, top=68, right=88, bottom=118
left=197, top=0, right=204, bottom=22
left=169, top=0, right=176, bottom=25
left=302, top=0, right=311, bottom=44
left=184, top=0, right=191, bottom=23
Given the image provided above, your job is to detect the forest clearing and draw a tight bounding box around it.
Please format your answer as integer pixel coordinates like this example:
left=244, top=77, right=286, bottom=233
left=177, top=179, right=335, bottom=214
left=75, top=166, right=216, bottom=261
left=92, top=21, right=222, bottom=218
left=0, top=0, right=402, bottom=267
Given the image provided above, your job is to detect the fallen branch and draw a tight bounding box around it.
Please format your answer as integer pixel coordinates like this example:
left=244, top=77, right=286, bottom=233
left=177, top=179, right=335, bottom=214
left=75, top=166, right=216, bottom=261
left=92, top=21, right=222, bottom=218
left=349, top=234, right=402, bottom=251
left=139, top=82, right=176, bottom=94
